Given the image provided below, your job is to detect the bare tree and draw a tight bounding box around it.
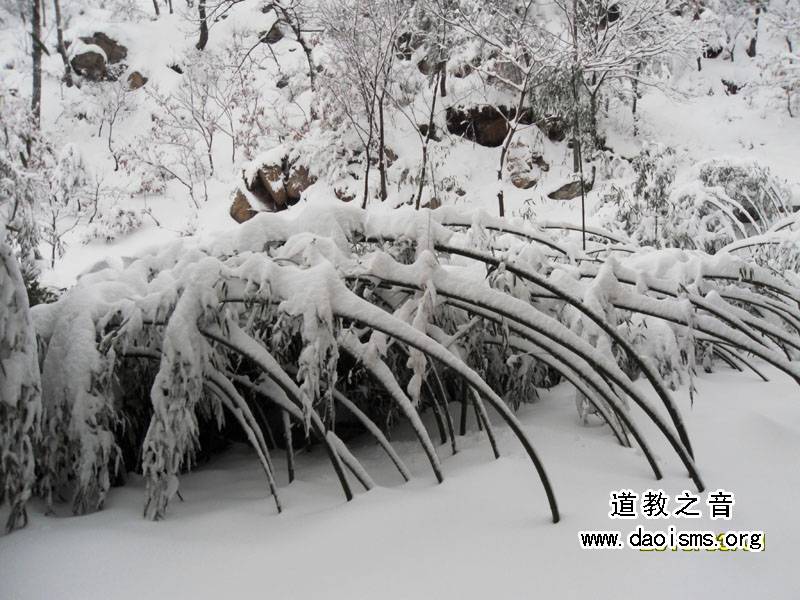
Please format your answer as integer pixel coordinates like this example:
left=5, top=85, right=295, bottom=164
left=196, top=0, right=208, bottom=49
left=319, top=0, right=409, bottom=208
left=272, top=0, right=318, bottom=93
left=131, top=59, right=227, bottom=207
left=30, top=0, right=42, bottom=124
left=431, top=0, right=560, bottom=217
left=52, top=0, right=73, bottom=87
left=769, top=0, right=800, bottom=52
left=94, top=80, right=132, bottom=171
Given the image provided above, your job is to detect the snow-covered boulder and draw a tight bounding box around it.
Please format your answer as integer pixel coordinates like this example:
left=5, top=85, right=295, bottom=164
left=239, top=148, right=318, bottom=212
left=286, top=164, right=317, bottom=202
left=506, top=140, right=549, bottom=190
left=68, top=33, right=127, bottom=81
left=127, top=71, right=147, bottom=90
left=258, top=163, right=288, bottom=209
left=261, top=22, right=284, bottom=44
left=69, top=41, right=107, bottom=82
left=230, top=189, right=259, bottom=223
left=79, top=32, right=127, bottom=64
left=547, top=166, right=596, bottom=200
left=446, top=105, right=513, bottom=147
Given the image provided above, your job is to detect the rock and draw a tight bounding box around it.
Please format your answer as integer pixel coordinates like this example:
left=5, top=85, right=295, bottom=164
left=511, top=173, right=538, bottom=190
left=70, top=46, right=107, bottom=81
left=68, top=33, right=127, bottom=81
left=506, top=141, right=546, bottom=190
left=451, top=57, right=479, bottom=79
left=598, top=3, right=620, bottom=28
left=721, top=78, right=745, bottom=95
left=384, top=147, right=398, bottom=167
left=537, top=115, right=568, bottom=142
left=230, top=189, right=259, bottom=223
left=257, top=163, right=289, bottom=210
left=446, top=105, right=531, bottom=147
left=127, top=71, right=147, bottom=90
left=547, top=166, right=597, bottom=200
left=286, top=164, right=316, bottom=201
left=169, top=63, right=184, bottom=75
left=487, top=60, right=525, bottom=87
left=79, top=32, right=127, bottom=64
left=262, top=23, right=284, bottom=44
left=243, top=172, right=276, bottom=211
left=335, top=186, right=356, bottom=202
left=418, top=123, right=441, bottom=141
left=240, top=148, right=319, bottom=212
left=451, top=63, right=472, bottom=78
left=395, top=31, right=423, bottom=60
left=258, top=163, right=284, bottom=186
left=532, top=154, right=550, bottom=172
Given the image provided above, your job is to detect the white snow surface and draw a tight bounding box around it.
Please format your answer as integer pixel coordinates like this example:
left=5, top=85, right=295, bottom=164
left=1, top=366, right=798, bottom=598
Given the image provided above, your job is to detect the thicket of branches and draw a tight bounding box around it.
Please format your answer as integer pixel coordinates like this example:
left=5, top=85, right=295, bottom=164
left=2, top=203, right=799, bottom=531
left=2, top=0, right=800, bottom=535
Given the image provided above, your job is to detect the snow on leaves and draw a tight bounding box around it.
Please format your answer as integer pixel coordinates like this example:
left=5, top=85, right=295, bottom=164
left=3, top=204, right=800, bottom=529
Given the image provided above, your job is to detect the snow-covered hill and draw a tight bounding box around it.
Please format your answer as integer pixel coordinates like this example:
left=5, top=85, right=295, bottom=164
left=2, top=1, right=800, bottom=598
left=1, top=0, right=798, bottom=287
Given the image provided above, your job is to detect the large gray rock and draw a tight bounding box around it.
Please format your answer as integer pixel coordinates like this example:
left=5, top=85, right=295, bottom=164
left=547, top=166, right=597, bottom=200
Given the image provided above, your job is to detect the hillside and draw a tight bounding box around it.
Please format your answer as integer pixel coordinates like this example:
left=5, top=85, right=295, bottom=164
left=2, top=1, right=800, bottom=598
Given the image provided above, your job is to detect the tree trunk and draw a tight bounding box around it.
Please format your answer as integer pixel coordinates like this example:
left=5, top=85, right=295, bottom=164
left=108, top=120, right=119, bottom=171
left=496, top=155, right=505, bottom=218
left=746, top=5, right=761, bottom=58
left=496, top=83, right=528, bottom=218
left=152, top=0, right=160, bottom=17
left=378, top=90, right=388, bottom=201
left=570, top=0, right=581, bottom=174
left=52, top=0, right=73, bottom=87
left=31, top=0, right=42, bottom=124
left=589, top=90, right=599, bottom=147
left=571, top=77, right=581, bottom=174
left=632, top=62, right=641, bottom=137
left=196, top=0, right=208, bottom=50
left=361, top=117, right=374, bottom=209
left=361, top=147, right=371, bottom=210
left=415, top=69, right=440, bottom=210
left=570, top=0, right=587, bottom=251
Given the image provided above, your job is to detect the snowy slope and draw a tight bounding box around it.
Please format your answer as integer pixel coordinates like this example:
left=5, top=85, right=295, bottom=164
left=2, top=0, right=795, bottom=290
left=2, top=3, right=800, bottom=598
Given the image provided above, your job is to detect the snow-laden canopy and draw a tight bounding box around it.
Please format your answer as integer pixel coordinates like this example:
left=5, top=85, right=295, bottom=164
left=4, top=205, right=800, bottom=529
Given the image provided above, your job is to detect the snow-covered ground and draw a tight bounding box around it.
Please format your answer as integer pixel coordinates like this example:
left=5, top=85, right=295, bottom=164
left=2, top=365, right=798, bottom=599
left=3, top=3, right=800, bottom=598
